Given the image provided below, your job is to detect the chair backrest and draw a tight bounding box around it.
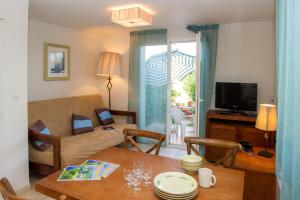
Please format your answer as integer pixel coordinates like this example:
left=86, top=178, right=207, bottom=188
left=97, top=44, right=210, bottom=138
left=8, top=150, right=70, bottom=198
left=0, top=177, right=68, bottom=200
left=0, top=178, right=26, bottom=200
left=184, top=137, right=242, bottom=167
left=123, top=129, right=166, bottom=155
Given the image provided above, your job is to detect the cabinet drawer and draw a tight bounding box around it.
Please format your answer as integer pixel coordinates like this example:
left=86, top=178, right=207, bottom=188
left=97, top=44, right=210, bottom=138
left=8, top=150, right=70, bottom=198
left=206, top=123, right=237, bottom=161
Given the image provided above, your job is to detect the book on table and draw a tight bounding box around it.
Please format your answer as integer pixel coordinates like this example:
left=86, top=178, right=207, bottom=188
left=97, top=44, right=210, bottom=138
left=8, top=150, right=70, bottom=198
left=58, top=160, right=120, bottom=181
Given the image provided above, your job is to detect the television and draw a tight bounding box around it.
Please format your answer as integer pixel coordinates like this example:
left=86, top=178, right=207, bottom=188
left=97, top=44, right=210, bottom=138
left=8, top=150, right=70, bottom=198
left=215, top=82, right=257, bottom=112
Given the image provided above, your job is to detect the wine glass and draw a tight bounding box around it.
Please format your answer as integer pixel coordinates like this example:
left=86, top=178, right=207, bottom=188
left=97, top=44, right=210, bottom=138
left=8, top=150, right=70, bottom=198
left=123, top=166, right=134, bottom=188
left=133, top=161, right=144, bottom=177
left=131, top=174, right=143, bottom=193
left=143, top=166, right=152, bottom=186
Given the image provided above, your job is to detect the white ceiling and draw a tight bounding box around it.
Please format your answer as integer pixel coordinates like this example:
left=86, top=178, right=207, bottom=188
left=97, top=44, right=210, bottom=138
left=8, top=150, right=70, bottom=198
left=29, top=0, right=275, bottom=30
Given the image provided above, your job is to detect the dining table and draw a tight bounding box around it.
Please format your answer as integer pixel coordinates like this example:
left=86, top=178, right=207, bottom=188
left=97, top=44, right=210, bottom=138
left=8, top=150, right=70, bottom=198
left=35, top=147, right=244, bottom=200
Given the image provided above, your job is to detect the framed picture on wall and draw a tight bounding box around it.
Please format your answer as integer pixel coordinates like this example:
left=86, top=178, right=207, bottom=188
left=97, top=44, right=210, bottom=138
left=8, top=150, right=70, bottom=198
left=44, top=43, right=70, bottom=81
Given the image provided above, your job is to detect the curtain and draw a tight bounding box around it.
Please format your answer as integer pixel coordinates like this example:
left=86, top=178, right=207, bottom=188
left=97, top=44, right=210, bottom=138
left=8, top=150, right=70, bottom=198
left=276, top=0, right=300, bottom=199
left=128, top=29, right=168, bottom=143
left=187, top=25, right=219, bottom=138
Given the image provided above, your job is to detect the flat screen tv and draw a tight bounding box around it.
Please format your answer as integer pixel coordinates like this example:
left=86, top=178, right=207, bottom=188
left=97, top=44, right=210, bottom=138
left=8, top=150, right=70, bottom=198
left=215, top=82, right=257, bottom=112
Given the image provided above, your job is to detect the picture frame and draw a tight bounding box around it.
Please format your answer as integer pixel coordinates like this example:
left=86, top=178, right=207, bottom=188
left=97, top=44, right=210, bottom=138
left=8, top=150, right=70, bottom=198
left=44, top=43, right=71, bottom=81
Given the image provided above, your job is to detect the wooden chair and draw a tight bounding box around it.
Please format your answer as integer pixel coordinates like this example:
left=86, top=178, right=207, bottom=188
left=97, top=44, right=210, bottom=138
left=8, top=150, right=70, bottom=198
left=184, top=137, right=242, bottom=167
left=123, top=129, right=166, bottom=155
left=0, top=177, right=68, bottom=200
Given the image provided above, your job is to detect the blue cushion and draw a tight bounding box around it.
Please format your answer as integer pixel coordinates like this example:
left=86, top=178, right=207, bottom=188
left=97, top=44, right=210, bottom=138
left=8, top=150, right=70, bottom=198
left=29, top=120, right=52, bottom=151
left=35, top=127, right=50, bottom=146
left=72, top=114, right=94, bottom=135
left=73, top=119, right=93, bottom=129
left=99, top=111, right=113, bottom=120
left=95, top=108, right=115, bottom=125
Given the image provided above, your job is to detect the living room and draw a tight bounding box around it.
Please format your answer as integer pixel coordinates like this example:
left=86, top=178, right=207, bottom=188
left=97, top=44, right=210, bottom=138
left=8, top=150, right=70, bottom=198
left=0, top=0, right=299, bottom=200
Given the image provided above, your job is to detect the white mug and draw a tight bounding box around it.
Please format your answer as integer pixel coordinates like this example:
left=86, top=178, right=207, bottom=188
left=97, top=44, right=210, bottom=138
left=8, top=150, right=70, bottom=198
left=198, top=168, right=217, bottom=188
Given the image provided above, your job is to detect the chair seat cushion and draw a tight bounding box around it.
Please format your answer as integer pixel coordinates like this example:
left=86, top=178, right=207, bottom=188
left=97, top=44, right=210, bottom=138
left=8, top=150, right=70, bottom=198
left=29, top=123, right=137, bottom=167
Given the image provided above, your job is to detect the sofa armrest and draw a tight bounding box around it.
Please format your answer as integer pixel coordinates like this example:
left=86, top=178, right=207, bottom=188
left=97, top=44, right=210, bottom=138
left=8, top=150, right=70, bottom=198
left=28, top=132, right=61, bottom=171
left=109, top=110, right=137, bottom=124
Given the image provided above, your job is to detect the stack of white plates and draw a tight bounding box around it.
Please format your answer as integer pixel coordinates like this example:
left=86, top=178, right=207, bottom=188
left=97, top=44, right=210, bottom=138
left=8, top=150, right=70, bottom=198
left=154, top=172, right=198, bottom=200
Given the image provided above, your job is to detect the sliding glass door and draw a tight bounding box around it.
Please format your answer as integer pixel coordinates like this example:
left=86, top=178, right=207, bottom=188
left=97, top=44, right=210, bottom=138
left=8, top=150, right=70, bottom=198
left=139, top=45, right=168, bottom=137
left=167, top=41, right=198, bottom=147
left=138, top=40, right=200, bottom=147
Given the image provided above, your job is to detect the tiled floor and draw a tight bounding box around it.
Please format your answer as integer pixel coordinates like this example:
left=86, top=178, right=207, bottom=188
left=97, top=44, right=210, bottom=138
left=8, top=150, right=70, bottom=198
left=20, top=145, right=188, bottom=199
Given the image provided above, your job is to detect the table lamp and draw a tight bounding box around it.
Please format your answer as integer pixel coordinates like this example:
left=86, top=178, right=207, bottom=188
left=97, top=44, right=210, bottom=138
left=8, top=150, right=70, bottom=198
left=96, top=52, right=122, bottom=110
left=255, top=104, right=277, bottom=158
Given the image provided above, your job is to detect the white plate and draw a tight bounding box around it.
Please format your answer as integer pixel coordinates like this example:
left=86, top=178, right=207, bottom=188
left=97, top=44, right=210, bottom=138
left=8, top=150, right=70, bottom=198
left=155, top=188, right=197, bottom=197
left=154, top=172, right=198, bottom=195
left=155, top=188, right=198, bottom=199
left=155, top=189, right=198, bottom=200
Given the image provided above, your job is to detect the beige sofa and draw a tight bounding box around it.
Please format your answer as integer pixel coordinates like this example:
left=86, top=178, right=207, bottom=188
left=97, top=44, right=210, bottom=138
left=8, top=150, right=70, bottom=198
left=28, top=94, right=136, bottom=175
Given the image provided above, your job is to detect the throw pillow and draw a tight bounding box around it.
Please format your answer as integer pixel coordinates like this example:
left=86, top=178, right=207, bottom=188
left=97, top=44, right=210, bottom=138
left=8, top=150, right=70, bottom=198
left=72, top=114, right=94, bottom=135
left=29, top=120, right=52, bottom=151
left=95, top=108, right=115, bottom=125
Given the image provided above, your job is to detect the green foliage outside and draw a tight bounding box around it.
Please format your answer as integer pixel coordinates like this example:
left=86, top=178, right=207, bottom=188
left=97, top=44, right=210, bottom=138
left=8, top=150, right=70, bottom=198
left=183, top=72, right=196, bottom=102
left=171, top=89, right=181, bottom=103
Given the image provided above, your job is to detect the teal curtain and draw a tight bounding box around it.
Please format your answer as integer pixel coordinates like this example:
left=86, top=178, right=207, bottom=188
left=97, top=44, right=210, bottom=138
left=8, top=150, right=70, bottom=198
left=187, top=25, right=219, bottom=138
left=128, top=29, right=168, bottom=143
left=276, top=0, right=300, bottom=199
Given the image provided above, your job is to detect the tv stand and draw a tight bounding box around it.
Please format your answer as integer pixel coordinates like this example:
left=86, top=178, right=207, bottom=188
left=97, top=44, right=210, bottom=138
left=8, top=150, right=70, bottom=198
left=218, top=110, right=248, bottom=116
left=205, top=110, right=276, bottom=161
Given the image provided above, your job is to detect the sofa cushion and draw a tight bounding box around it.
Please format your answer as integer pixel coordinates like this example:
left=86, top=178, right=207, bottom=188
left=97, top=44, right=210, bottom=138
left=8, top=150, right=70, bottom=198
left=95, top=108, right=115, bottom=125
left=29, top=120, right=52, bottom=151
left=28, top=95, right=105, bottom=137
left=72, top=114, right=94, bottom=135
left=29, top=123, right=137, bottom=167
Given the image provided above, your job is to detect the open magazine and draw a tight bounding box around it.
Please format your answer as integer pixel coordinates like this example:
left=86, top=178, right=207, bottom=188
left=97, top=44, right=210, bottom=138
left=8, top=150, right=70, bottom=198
left=58, top=160, right=120, bottom=181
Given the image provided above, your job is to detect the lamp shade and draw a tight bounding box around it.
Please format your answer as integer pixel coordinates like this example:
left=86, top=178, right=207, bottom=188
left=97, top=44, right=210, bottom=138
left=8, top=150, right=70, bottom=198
left=255, top=104, right=277, bottom=131
left=96, top=52, right=122, bottom=77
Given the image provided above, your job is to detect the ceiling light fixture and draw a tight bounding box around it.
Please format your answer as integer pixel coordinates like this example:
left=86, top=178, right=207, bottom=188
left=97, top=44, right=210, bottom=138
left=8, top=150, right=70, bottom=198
left=111, top=7, right=152, bottom=27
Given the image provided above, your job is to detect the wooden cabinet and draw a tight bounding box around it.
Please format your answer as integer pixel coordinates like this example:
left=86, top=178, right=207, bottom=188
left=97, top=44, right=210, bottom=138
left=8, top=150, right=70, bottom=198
left=206, top=123, right=237, bottom=161
left=206, top=111, right=276, bottom=200
left=205, top=110, right=276, bottom=162
left=234, top=147, right=276, bottom=200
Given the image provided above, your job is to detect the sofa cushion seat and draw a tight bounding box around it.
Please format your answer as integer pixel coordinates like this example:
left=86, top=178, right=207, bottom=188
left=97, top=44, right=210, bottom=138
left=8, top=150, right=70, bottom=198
left=29, top=123, right=137, bottom=167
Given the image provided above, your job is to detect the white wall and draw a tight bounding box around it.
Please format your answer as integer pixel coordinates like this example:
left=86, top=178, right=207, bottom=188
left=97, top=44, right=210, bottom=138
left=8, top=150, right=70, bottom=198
left=28, top=20, right=275, bottom=112
left=28, top=20, right=130, bottom=111
left=212, top=21, right=276, bottom=109
left=0, top=0, right=29, bottom=190
left=168, top=28, right=195, bottom=42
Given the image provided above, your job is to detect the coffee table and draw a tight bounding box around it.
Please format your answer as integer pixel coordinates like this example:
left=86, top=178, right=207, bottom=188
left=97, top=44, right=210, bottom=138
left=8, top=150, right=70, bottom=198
left=35, top=147, right=244, bottom=200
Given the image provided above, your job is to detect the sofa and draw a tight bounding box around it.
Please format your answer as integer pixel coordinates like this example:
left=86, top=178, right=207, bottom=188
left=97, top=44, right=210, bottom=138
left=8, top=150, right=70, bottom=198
left=28, top=94, right=137, bottom=175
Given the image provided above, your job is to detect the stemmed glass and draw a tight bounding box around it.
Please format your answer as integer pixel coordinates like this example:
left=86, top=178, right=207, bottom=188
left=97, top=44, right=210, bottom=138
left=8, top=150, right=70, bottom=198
left=133, top=161, right=144, bottom=177
left=143, top=166, right=152, bottom=186
left=131, top=174, right=143, bottom=193
left=123, top=166, right=134, bottom=188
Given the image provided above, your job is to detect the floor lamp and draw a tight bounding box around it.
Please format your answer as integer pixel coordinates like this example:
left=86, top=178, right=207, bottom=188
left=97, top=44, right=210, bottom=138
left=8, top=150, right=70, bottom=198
left=96, top=52, right=122, bottom=110
left=255, top=104, right=277, bottom=158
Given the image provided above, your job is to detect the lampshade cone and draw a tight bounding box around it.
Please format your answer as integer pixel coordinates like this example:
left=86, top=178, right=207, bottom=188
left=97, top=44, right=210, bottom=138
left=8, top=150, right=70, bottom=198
left=96, top=52, right=122, bottom=77
left=255, top=104, right=277, bottom=131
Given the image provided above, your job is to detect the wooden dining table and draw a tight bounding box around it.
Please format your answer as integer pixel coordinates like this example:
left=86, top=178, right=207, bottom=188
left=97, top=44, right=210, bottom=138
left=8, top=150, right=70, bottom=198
left=35, top=147, right=244, bottom=200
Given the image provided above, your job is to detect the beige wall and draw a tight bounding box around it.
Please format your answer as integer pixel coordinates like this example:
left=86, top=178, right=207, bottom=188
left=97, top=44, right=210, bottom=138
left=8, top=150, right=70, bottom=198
left=28, top=20, right=275, bottom=112
left=212, top=21, right=276, bottom=109
left=28, top=19, right=130, bottom=111
left=0, top=0, right=29, bottom=190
